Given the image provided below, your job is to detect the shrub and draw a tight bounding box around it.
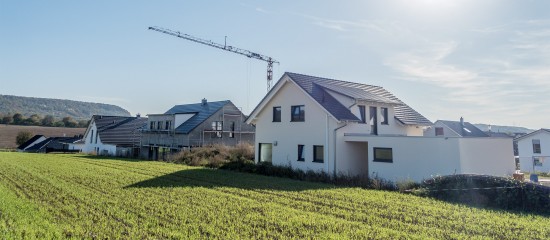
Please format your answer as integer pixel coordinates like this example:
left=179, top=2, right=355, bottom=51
left=15, top=131, right=33, bottom=146
left=415, top=174, right=550, bottom=215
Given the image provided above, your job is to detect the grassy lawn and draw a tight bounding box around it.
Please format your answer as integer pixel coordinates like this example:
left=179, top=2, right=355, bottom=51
left=0, top=152, right=549, bottom=239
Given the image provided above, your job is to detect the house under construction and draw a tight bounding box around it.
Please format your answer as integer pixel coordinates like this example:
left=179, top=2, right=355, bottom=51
left=140, top=99, right=255, bottom=160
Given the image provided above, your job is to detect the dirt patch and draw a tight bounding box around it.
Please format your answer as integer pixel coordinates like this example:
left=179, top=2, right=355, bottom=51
left=0, top=124, right=85, bottom=149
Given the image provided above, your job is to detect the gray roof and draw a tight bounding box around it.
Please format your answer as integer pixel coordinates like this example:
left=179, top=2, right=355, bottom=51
left=438, top=120, right=489, bottom=137
left=17, top=135, right=45, bottom=150
left=514, top=128, right=550, bottom=141
left=164, top=100, right=231, bottom=134
left=286, top=72, right=432, bottom=125
left=25, top=136, right=82, bottom=152
left=93, top=116, right=148, bottom=147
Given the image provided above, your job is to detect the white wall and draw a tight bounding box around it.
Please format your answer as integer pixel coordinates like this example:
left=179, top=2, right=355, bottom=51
left=82, top=121, right=117, bottom=156
left=459, top=138, right=515, bottom=176
left=340, top=135, right=514, bottom=182
left=253, top=78, right=337, bottom=173
left=517, top=130, right=550, bottom=172
left=174, top=113, right=195, bottom=128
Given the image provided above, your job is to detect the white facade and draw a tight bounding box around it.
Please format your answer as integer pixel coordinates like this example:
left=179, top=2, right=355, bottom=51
left=517, top=129, right=550, bottom=173
left=341, top=135, right=514, bottom=181
left=247, top=73, right=516, bottom=182
left=82, top=121, right=117, bottom=155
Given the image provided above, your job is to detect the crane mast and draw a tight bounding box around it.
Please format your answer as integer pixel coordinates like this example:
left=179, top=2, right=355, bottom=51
left=148, top=26, right=279, bottom=91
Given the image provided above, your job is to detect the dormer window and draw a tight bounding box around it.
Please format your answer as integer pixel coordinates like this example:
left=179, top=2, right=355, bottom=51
left=381, top=107, right=388, bottom=125
left=358, top=105, right=366, bottom=123
left=435, top=127, right=444, bottom=136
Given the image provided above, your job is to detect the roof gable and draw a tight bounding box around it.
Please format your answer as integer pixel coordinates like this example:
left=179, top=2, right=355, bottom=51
left=515, top=128, right=550, bottom=141
left=91, top=116, right=148, bottom=146
left=437, top=120, right=489, bottom=137
left=286, top=72, right=432, bottom=125
left=17, top=135, right=45, bottom=150
left=165, top=100, right=231, bottom=134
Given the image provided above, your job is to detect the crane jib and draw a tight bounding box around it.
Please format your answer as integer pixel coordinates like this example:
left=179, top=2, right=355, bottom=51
left=148, top=26, right=279, bottom=91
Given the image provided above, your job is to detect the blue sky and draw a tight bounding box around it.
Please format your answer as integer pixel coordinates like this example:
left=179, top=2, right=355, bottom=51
left=1, top=1, right=549, bottom=129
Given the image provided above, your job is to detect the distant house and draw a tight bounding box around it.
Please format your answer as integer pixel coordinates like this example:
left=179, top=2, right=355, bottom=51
left=141, top=99, right=255, bottom=160
left=17, top=135, right=47, bottom=152
left=424, top=118, right=489, bottom=137
left=82, top=115, right=148, bottom=157
left=516, top=129, right=550, bottom=173
left=21, top=136, right=83, bottom=153
left=246, top=72, right=515, bottom=181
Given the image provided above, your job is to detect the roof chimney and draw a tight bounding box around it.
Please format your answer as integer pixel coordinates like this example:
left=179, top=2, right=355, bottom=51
left=136, top=113, right=141, bottom=118
left=460, top=117, right=464, bottom=127
left=201, top=98, right=207, bottom=106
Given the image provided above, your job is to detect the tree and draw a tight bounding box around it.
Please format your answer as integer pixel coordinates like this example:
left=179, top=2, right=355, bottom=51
left=62, top=117, right=77, bottom=128
left=16, top=131, right=33, bottom=146
left=41, top=115, right=55, bottom=126
left=1, top=115, right=12, bottom=124
left=77, top=120, right=89, bottom=128
left=12, top=113, right=24, bottom=125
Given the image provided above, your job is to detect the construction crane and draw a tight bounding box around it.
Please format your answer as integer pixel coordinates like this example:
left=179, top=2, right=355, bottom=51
left=148, top=26, right=279, bottom=91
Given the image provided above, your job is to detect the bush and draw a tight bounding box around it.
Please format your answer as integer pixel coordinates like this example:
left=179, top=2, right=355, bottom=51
left=414, top=174, right=550, bottom=215
left=15, top=131, right=33, bottom=146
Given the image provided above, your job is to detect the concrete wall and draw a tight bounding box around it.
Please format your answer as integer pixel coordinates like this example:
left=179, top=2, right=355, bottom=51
left=340, top=135, right=514, bottom=182
left=459, top=138, right=515, bottom=176
left=517, top=131, right=550, bottom=172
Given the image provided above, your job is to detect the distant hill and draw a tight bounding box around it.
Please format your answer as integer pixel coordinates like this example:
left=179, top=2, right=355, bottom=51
left=473, top=123, right=534, bottom=134
left=0, top=95, right=131, bottom=120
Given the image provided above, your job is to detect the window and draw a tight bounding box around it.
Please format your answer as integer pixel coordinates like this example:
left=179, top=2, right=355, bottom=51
left=435, top=127, right=444, bottom=136
left=212, top=121, right=223, bottom=138
left=369, top=106, right=378, bottom=135
left=381, top=107, right=388, bottom=125
left=358, top=105, right=366, bottom=123
left=291, top=105, right=305, bottom=122
left=273, top=106, right=281, bottom=122
left=95, top=130, right=98, bottom=144
left=90, top=130, right=94, bottom=142
left=313, top=145, right=324, bottom=163
left=373, top=148, right=393, bottom=163
left=297, top=145, right=305, bottom=161
left=165, top=121, right=172, bottom=130
left=229, top=122, right=235, bottom=138
left=533, top=139, right=541, bottom=154
left=150, top=121, right=155, bottom=130
left=157, top=121, right=162, bottom=130
left=534, top=157, right=543, bottom=166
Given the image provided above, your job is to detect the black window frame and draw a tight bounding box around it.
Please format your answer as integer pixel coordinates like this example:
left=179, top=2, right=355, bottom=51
left=273, top=106, right=281, bottom=122
left=297, top=144, right=305, bottom=161
left=229, top=121, right=235, bottom=138
left=373, top=147, right=393, bottom=163
left=533, top=139, right=541, bottom=154
left=313, top=145, right=324, bottom=163
left=291, top=105, right=305, bottom=122
left=381, top=107, right=389, bottom=125
left=358, top=105, right=366, bottom=124
left=435, top=127, right=444, bottom=136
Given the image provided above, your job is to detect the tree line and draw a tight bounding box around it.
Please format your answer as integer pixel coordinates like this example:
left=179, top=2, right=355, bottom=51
left=0, top=113, right=89, bottom=128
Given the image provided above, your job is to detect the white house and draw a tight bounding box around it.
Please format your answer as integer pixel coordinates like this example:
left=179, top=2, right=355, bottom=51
left=516, top=129, right=550, bottom=173
left=246, top=72, right=515, bottom=182
left=424, top=118, right=489, bottom=137
left=82, top=115, right=148, bottom=157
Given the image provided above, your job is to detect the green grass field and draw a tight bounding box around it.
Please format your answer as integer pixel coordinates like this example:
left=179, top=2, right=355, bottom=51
left=0, top=152, right=549, bottom=239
